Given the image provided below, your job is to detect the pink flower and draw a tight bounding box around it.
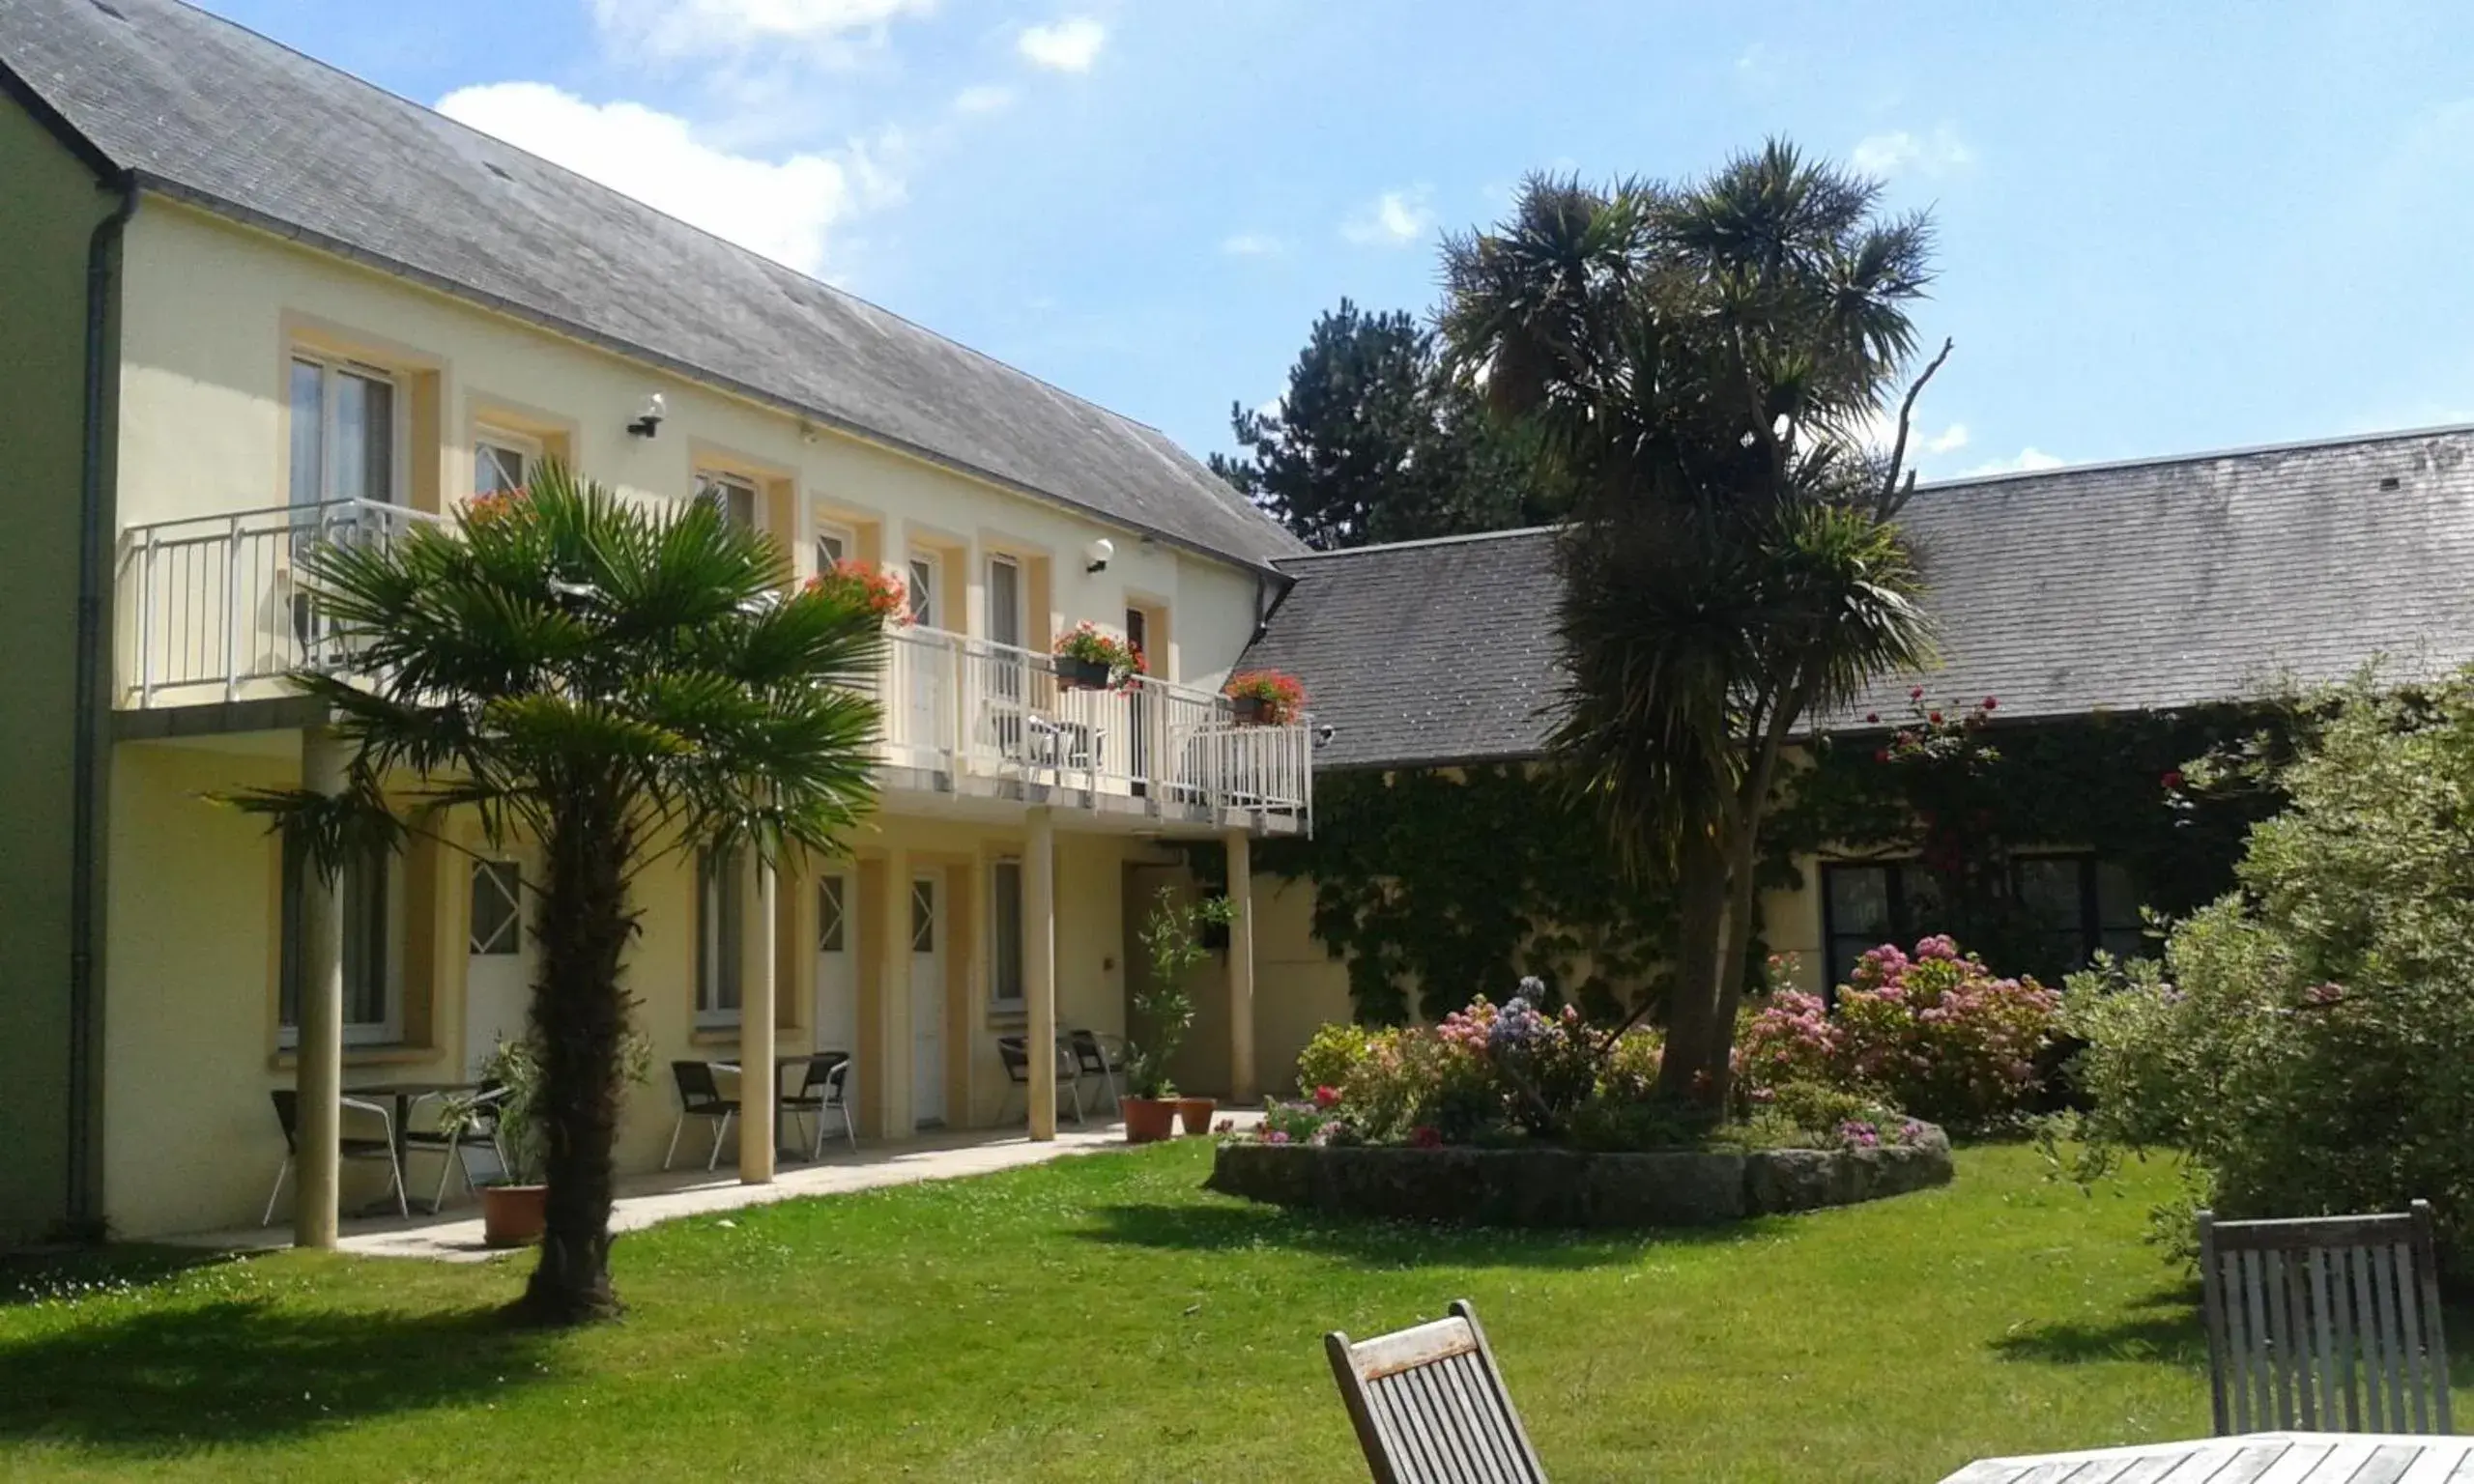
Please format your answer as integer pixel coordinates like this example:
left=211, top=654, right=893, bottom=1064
left=1409, top=1125, right=1443, bottom=1149
left=1981, top=697, right=1998, bottom=711
left=2162, top=769, right=2186, bottom=790
left=1312, top=1084, right=1341, bottom=1109
left=1263, top=1129, right=1291, bottom=1145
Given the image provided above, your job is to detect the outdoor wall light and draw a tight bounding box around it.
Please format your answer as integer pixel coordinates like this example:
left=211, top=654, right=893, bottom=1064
left=1083, top=537, right=1114, bottom=574
left=626, top=393, right=666, bottom=438
left=1314, top=723, right=1338, bottom=749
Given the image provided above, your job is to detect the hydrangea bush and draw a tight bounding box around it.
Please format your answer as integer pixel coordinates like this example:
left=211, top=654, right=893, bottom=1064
left=1736, top=936, right=2057, bottom=1131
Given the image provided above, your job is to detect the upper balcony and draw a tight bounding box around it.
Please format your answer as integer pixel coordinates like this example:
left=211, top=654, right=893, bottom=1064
left=113, top=499, right=1311, bottom=835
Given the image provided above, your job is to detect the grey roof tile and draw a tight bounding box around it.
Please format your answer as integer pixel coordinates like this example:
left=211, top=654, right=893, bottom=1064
left=1245, top=427, right=2474, bottom=768
left=0, top=0, right=1306, bottom=572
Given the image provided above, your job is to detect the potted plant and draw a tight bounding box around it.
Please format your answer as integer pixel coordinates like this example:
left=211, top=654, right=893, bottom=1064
left=1052, top=621, right=1142, bottom=692
left=445, top=1030, right=650, bottom=1248
left=804, top=558, right=911, bottom=626
left=1223, top=670, right=1306, bottom=726
left=1126, top=885, right=1236, bottom=1141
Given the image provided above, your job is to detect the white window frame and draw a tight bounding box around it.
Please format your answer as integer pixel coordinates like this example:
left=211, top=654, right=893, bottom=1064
left=695, top=847, right=746, bottom=1028
left=815, top=519, right=858, bottom=572
left=288, top=351, right=407, bottom=509
left=279, top=841, right=407, bottom=1048
left=474, top=426, right=542, bottom=500
left=987, top=554, right=1026, bottom=651
left=989, top=858, right=1024, bottom=1013
left=817, top=873, right=847, bottom=954
left=907, top=552, right=939, bottom=629
left=695, top=470, right=762, bottom=531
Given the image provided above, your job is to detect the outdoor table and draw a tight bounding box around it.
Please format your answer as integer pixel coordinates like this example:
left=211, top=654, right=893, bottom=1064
left=1940, top=1432, right=2474, bottom=1482
left=711, top=1055, right=830, bottom=1162
left=341, top=1079, right=480, bottom=1213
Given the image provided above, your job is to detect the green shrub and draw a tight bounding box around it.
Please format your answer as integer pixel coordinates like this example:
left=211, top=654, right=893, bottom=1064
left=1295, top=1022, right=1374, bottom=1098
left=2062, top=672, right=2474, bottom=1260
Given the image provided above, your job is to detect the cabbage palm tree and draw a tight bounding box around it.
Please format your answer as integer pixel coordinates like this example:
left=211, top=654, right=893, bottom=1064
left=237, top=463, right=882, bottom=1324
left=1440, top=141, right=1945, bottom=1105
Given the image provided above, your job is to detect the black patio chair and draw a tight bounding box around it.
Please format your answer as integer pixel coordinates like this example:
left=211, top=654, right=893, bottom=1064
left=782, top=1052, right=854, bottom=1158
left=1067, top=1028, right=1126, bottom=1109
left=663, top=1061, right=738, bottom=1172
left=261, top=1088, right=408, bottom=1226
left=400, top=1081, right=506, bottom=1212
left=995, top=1035, right=1085, bottom=1127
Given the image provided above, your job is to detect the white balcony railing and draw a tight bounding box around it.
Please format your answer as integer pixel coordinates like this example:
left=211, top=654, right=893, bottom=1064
left=113, top=499, right=439, bottom=709
left=113, top=505, right=1311, bottom=828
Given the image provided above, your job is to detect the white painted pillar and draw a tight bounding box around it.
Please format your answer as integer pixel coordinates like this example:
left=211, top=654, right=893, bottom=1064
left=1025, top=806, right=1058, bottom=1141
left=294, top=728, right=348, bottom=1249
left=1226, top=827, right=1257, bottom=1105
left=879, top=845, right=912, bottom=1135
left=739, top=854, right=777, bottom=1184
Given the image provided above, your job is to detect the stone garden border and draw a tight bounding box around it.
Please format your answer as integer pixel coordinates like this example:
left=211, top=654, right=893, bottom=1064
left=1206, top=1125, right=1951, bottom=1228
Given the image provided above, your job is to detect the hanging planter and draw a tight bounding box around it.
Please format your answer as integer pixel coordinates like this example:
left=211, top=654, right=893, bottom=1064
left=802, top=558, right=912, bottom=627
left=1223, top=670, right=1307, bottom=727
left=1052, top=621, right=1143, bottom=692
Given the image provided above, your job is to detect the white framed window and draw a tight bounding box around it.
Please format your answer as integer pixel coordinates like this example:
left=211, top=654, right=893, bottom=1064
left=696, top=847, right=745, bottom=1026
left=907, top=553, right=938, bottom=628
left=279, top=837, right=405, bottom=1046
left=469, top=860, right=522, bottom=956
left=474, top=427, right=540, bottom=499
left=695, top=470, right=760, bottom=530
left=818, top=874, right=846, bottom=953
left=289, top=353, right=401, bottom=508
left=816, top=520, right=857, bottom=571
left=988, top=555, right=1024, bottom=650
left=990, top=859, right=1024, bottom=1011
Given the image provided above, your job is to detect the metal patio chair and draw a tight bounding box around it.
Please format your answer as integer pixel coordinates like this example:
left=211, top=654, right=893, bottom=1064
left=2199, top=1201, right=2453, bottom=1436
left=782, top=1052, right=854, bottom=1158
left=1067, top=1028, right=1127, bottom=1109
left=1324, top=1299, right=1547, bottom=1483
left=261, top=1088, right=409, bottom=1226
left=995, top=1034, right=1084, bottom=1127
left=662, top=1060, right=738, bottom=1172
left=400, top=1081, right=506, bottom=1212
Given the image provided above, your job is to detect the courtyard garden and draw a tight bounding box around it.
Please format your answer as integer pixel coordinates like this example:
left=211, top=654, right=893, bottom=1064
left=0, top=1139, right=2374, bottom=1483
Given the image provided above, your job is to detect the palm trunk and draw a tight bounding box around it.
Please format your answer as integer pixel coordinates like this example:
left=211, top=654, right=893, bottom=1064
left=517, top=783, right=633, bottom=1327
left=1654, top=825, right=1729, bottom=1107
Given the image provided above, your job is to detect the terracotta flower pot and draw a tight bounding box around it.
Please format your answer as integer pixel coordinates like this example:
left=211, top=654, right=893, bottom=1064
left=481, top=1184, right=548, bottom=1248
left=1177, top=1097, right=1218, bottom=1135
left=1120, top=1096, right=1179, bottom=1144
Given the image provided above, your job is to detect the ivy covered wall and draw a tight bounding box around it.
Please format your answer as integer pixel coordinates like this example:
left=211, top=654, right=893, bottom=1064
left=1252, top=698, right=2296, bottom=1028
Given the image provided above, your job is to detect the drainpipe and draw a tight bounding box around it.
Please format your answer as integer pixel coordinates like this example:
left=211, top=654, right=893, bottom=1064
left=66, top=175, right=139, bottom=1233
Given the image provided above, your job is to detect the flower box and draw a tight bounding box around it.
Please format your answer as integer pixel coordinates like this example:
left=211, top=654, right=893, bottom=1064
left=1055, top=654, right=1113, bottom=691
left=1223, top=670, right=1306, bottom=727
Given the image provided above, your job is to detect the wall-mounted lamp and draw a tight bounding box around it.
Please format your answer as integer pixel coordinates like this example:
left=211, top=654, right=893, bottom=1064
left=1083, top=537, right=1115, bottom=574
left=626, top=392, right=666, bottom=439
left=1313, top=723, right=1339, bottom=749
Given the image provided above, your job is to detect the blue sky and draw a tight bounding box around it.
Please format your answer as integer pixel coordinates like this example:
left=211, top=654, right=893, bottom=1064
left=196, top=0, right=2474, bottom=479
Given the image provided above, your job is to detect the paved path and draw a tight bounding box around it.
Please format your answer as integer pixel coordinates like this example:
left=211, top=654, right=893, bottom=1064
left=1942, top=1432, right=2474, bottom=1482
left=179, top=1114, right=1256, bottom=1263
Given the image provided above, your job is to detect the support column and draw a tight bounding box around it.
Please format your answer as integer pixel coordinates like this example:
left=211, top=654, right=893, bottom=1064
left=738, top=854, right=777, bottom=1184
left=878, top=845, right=911, bottom=1135
left=1226, top=827, right=1257, bottom=1105
left=1025, top=807, right=1058, bottom=1141
left=293, top=728, right=347, bottom=1250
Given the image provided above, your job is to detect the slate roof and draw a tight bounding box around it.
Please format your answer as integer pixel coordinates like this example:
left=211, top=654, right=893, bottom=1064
left=0, top=0, right=1305, bottom=573
left=1243, top=426, right=2474, bottom=769
left=1239, top=527, right=1563, bottom=771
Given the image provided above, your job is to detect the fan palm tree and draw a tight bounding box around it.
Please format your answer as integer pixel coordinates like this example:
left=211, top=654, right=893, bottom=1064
left=1440, top=141, right=1945, bottom=1105
left=234, top=463, right=883, bottom=1324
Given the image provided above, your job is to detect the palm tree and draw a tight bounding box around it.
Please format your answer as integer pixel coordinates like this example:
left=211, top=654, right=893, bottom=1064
left=1439, top=142, right=1945, bottom=1106
left=236, top=464, right=882, bottom=1324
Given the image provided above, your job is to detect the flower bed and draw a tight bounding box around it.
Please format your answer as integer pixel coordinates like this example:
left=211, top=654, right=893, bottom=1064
left=1208, top=1123, right=1951, bottom=1228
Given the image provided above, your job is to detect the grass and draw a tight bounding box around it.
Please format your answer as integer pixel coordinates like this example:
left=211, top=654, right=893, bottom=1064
left=0, top=1143, right=2420, bottom=1482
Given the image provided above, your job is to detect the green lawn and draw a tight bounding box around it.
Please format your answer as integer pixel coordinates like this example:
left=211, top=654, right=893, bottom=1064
left=0, top=1144, right=2366, bottom=1481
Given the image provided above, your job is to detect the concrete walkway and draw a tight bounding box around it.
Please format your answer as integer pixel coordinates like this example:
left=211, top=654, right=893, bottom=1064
left=176, top=1114, right=1251, bottom=1263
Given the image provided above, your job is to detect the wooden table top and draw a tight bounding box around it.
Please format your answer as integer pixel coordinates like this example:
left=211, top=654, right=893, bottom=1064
left=1942, top=1432, right=2474, bottom=1483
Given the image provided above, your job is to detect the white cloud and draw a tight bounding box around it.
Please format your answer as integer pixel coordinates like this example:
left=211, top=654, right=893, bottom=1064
left=1018, top=16, right=1106, bottom=72
left=1964, top=447, right=2066, bottom=476
left=1341, top=187, right=1433, bottom=247
left=1851, top=125, right=1974, bottom=179
left=1924, top=422, right=1970, bottom=455
left=1220, top=232, right=1285, bottom=257
left=438, top=82, right=899, bottom=277
left=951, top=84, right=1015, bottom=115
left=588, top=0, right=935, bottom=57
